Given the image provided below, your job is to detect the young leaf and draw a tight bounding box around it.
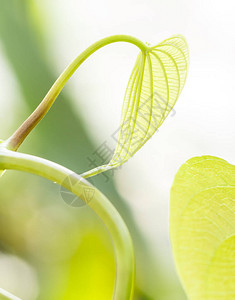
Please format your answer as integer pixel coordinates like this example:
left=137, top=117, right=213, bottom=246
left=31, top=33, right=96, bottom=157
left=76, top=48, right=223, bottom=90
left=82, top=35, right=189, bottom=178
left=170, top=156, right=235, bottom=299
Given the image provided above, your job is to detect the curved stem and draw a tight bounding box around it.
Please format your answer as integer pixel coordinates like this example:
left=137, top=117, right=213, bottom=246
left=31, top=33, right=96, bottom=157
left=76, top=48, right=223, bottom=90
left=0, top=149, right=135, bottom=300
left=0, top=288, right=21, bottom=300
left=4, top=35, right=148, bottom=151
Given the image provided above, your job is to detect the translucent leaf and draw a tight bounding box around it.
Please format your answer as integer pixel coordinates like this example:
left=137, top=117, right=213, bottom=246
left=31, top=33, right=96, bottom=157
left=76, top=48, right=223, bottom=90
left=170, top=156, right=235, bottom=299
left=82, top=35, right=189, bottom=178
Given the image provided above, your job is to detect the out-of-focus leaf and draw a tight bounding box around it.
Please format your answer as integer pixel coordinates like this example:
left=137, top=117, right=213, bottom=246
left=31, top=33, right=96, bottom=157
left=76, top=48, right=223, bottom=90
left=60, top=231, right=115, bottom=300
left=82, top=36, right=189, bottom=178
left=170, top=156, right=235, bottom=299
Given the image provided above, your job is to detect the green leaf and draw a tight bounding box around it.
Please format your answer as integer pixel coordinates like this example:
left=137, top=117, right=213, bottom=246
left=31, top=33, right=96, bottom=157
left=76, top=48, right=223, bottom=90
left=0, top=5, right=178, bottom=297
left=170, top=156, right=235, bottom=299
left=82, top=35, right=189, bottom=178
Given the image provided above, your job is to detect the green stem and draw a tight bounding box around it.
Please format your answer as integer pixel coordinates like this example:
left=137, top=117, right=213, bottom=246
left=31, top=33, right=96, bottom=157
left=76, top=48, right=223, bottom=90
left=4, top=35, right=148, bottom=151
left=0, top=288, right=21, bottom=300
left=0, top=149, right=135, bottom=300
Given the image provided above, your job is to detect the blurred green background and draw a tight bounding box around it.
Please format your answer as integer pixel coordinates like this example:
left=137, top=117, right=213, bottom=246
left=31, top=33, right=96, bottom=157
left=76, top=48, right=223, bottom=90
left=0, top=1, right=185, bottom=299
left=5, top=0, right=235, bottom=298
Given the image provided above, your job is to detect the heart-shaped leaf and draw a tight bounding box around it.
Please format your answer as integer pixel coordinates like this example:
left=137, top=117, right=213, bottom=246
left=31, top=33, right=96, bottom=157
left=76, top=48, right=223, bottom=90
left=170, top=156, right=235, bottom=299
left=82, top=35, right=189, bottom=178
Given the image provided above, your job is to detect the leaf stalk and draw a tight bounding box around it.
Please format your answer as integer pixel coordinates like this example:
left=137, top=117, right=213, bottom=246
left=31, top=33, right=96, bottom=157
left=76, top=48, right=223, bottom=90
left=4, top=35, right=148, bottom=151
